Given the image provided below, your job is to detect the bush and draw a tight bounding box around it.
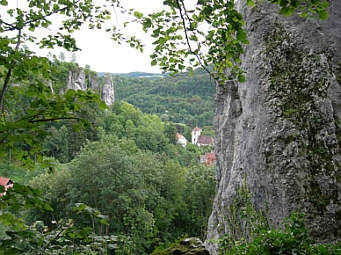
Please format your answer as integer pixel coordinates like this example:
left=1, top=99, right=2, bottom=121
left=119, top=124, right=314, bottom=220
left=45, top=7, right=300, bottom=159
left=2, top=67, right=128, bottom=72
left=217, top=213, right=340, bottom=255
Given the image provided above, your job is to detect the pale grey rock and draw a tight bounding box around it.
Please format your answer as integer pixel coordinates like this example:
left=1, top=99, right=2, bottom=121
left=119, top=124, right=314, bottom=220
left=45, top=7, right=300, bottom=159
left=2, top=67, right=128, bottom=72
left=101, top=73, right=115, bottom=107
left=66, top=69, right=87, bottom=91
left=47, top=80, right=54, bottom=94
left=65, top=69, right=115, bottom=107
left=88, top=74, right=100, bottom=93
left=207, top=1, right=341, bottom=254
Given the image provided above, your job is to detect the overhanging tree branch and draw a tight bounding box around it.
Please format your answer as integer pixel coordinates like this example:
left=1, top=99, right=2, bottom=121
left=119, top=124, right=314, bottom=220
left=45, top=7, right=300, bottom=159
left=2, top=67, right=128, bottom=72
left=0, top=28, right=22, bottom=115
left=2, top=0, right=82, bottom=32
left=175, top=0, right=212, bottom=76
left=29, top=117, right=80, bottom=123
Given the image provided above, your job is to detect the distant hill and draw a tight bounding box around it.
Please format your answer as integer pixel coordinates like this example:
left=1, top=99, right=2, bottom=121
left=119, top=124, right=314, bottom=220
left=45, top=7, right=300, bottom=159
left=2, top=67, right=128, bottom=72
left=98, top=71, right=167, bottom=79
left=114, top=69, right=216, bottom=128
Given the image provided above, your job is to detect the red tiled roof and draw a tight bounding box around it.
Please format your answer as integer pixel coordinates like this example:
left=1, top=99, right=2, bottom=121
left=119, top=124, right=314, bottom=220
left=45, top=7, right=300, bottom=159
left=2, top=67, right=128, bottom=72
left=0, top=177, right=14, bottom=197
left=0, top=177, right=10, bottom=186
left=200, top=151, right=216, bottom=166
left=197, top=135, right=214, bottom=145
left=193, top=127, right=202, bottom=132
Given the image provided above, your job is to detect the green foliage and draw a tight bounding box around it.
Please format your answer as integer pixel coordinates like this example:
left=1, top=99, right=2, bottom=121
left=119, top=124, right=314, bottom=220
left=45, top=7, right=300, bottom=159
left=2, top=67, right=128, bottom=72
left=114, top=70, right=215, bottom=128
left=268, top=0, right=329, bottom=19
left=27, top=135, right=187, bottom=254
left=218, top=213, right=340, bottom=255
left=151, top=237, right=208, bottom=255
left=0, top=0, right=142, bottom=167
left=133, top=0, right=328, bottom=83
left=182, top=165, right=216, bottom=239
left=210, top=181, right=340, bottom=255
left=0, top=160, right=44, bottom=185
left=25, top=109, right=216, bottom=253
left=0, top=186, right=117, bottom=255
left=164, top=123, right=177, bottom=145
left=224, top=180, right=270, bottom=242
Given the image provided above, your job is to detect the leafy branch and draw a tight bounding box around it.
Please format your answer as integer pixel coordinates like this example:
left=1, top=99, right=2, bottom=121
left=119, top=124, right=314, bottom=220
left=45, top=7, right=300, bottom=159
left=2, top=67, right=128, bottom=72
left=0, top=29, right=22, bottom=114
left=174, top=0, right=212, bottom=76
left=133, top=0, right=329, bottom=83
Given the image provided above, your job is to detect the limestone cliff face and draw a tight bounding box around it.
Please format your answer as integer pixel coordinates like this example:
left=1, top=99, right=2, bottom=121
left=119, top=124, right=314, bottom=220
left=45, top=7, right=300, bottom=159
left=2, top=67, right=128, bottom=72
left=66, top=69, right=87, bottom=91
left=66, top=69, right=114, bottom=107
left=101, top=73, right=115, bottom=107
left=88, top=73, right=100, bottom=94
left=207, top=1, right=341, bottom=253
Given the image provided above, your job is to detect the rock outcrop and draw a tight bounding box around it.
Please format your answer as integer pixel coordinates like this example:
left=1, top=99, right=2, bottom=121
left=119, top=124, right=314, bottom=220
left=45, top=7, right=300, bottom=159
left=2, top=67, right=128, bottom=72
left=207, top=1, right=341, bottom=254
left=66, top=69, right=114, bottom=107
left=88, top=73, right=100, bottom=94
left=66, top=69, right=87, bottom=91
left=101, top=73, right=115, bottom=107
left=152, top=238, right=209, bottom=255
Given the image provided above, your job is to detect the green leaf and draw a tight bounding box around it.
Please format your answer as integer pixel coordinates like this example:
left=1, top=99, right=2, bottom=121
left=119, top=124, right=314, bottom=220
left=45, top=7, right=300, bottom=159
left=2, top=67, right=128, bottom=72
left=299, top=11, right=308, bottom=18
left=0, top=0, right=8, bottom=6
left=202, top=6, right=213, bottom=16
left=318, top=10, right=328, bottom=20
left=236, top=31, right=247, bottom=43
left=246, top=0, right=255, bottom=7
left=134, top=11, right=143, bottom=19
left=279, top=7, right=295, bottom=16
left=238, top=74, right=245, bottom=83
left=319, top=1, right=329, bottom=9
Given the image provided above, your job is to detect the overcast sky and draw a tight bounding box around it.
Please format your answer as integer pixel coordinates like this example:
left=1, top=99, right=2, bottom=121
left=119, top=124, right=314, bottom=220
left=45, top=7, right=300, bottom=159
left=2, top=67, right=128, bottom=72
left=72, top=0, right=167, bottom=73
left=2, top=0, right=198, bottom=73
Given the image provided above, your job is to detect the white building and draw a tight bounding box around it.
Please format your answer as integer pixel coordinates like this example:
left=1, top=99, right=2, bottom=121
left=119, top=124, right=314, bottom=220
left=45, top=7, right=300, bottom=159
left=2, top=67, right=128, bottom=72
left=192, top=127, right=214, bottom=146
left=191, top=127, right=202, bottom=144
left=176, top=133, right=187, bottom=147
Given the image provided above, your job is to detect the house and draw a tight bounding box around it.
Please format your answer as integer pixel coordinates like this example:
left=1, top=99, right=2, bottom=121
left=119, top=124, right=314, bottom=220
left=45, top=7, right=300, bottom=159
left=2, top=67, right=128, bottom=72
left=192, top=127, right=202, bottom=144
left=0, top=177, right=14, bottom=197
left=200, top=151, right=216, bottom=166
left=176, top=133, right=187, bottom=147
left=197, top=135, right=214, bottom=146
left=191, top=127, right=214, bottom=146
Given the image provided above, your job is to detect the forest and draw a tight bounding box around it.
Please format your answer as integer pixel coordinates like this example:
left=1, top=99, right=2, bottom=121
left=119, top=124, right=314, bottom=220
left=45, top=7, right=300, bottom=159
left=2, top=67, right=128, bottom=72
left=0, top=58, right=216, bottom=254
left=114, top=69, right=216, bottom=129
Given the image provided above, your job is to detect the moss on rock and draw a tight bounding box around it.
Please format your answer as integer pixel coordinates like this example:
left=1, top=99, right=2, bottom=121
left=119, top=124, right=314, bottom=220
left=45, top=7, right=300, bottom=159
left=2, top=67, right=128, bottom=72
left=263, top=25, right=339, bottom=213
left=151, top=238, right=209, bottom=255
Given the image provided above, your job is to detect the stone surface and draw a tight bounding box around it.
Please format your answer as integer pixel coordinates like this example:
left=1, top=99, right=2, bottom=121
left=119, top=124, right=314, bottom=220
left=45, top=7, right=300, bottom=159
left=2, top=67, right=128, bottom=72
left=65, top=69, right=115, bottom=107
left=66, top=69, right=87, bottom=91
left=207, top=1, right=341, bottom=254
left=153, top=238, right=209, bottom=255
left=101, top=73, right=115, bottom=107
left=88, top=73, right=100, bottom=93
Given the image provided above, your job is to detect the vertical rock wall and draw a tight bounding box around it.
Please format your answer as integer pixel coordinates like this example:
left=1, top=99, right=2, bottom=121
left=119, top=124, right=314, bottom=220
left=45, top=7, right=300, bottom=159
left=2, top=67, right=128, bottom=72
left=207, top=1, right=341, bottom=253
left=66, top=70, right=115, bottom=107
left=101, top=73, right=115, bottom=107
left=66, top=69, right=87, bottom=91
